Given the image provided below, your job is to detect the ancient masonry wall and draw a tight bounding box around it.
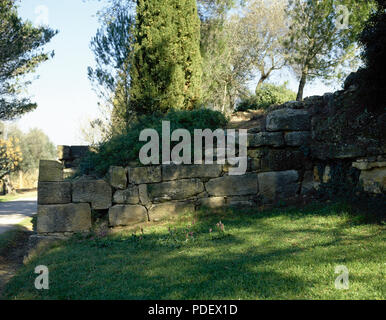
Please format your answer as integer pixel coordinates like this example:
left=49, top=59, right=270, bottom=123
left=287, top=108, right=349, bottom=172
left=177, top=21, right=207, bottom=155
left=36, top=95, right=386, bottom=236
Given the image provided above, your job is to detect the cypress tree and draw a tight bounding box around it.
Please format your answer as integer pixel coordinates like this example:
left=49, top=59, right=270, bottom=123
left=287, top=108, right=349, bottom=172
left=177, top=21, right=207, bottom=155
left=130, top=0, right=202, bottom=114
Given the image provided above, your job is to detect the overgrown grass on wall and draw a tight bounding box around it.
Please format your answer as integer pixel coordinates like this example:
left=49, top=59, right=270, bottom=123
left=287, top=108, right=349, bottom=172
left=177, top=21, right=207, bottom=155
left=78, top=109, right=228, bottom=177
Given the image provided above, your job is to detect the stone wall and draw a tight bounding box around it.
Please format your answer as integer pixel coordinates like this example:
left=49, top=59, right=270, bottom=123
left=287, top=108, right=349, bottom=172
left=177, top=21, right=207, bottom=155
left=36, top=90, right=385, bottom=236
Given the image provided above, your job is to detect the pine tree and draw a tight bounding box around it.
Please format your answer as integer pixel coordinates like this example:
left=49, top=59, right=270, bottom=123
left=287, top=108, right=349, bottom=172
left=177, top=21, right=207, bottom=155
left=129, top=0, right=202, bottom=114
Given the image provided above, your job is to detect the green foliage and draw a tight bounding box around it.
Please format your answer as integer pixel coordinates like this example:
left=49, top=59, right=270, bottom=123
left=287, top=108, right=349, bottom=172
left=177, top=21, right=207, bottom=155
left=0, top=0, right=57, bottom=120
left=79, top=109, right=228, bottom=177
left=356, top=0, right=386, bottom=112
left=7, top=126, right=56, bottom=173
left=88, top=6, right=136, bottom=133
left=236, top=83, right=296, bottom=112
left=284, top=0, right=374, bottom=100
left=129, top=0, right=203, bottom=114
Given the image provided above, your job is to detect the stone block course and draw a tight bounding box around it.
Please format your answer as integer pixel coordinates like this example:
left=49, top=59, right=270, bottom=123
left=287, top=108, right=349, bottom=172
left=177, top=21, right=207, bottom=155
left=266, top=108, right=311, bottom=132
left=38, top=182, right=71, bottom=205
left=162, top=164, right=222, bottom=181
left=128, top=166, right=162, bottom=184
left=109, top=205, right=148, bottom=226
left=205, top=174, right=258, bottom=196
left=248, top=132, right=284, bottom=147
left=39, top=160, right=63, bottom=182
left=258, top=170, right=299, bottom=202
left=108, top=166, right=127, bottom=189
left=113, top=186, right=139, bottom=204
left=149, top=202, right=195, bottom=222
left=37, top=203, right=91, bottom=233
left=148, top=179, right=205, bottom=201
left=72, top=178, right=112, bottom=209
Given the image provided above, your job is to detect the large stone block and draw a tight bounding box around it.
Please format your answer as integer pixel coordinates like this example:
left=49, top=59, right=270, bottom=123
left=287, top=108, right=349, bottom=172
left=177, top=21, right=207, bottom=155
left=108, top=166, right=127, bottom=189
left=113, top=186, right=139, bottom=204
left=258, top=170, right=299, bottom=202
left=301, top=170, right=317, bottom=195
left=162, top=164, right=222, bottom=181
left=72, top=178, right=112, bottom=209
left=205, top=174, right=258, bottom=196
left=198, top=197, right=226, bottom=209
left=57, top=145, right=71, bottom=161
left=149, top=202, right=195, bottom=222
left=37, top=203, right=92, bottom=233
left=39, top=160, right=63, bottom=182
left=261, top=149, right=307, bottom=171
left=38, top=182, right=71, bottom=205
left=148, top=179, right=204, bottom=201
left=359, top=168, right=386, bottom=194
left=266, top=108, right=311, bottom=132
left=128, top=166, right=161, bottom=184
left=285, top=131, right=311, bottom=146
left=109, top=205, right=148, bottom=227
left=139, top=184, right=151, bottom=206
left=248, top=132, right=284, bottom=147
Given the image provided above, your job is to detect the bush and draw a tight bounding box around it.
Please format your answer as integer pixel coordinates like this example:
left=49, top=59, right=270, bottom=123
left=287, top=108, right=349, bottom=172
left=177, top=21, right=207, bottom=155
left=78, top=109, right=228, bottom=177
left=356, top=0, right=386, bottom=113
left=236, top=83, right=296, bottom=112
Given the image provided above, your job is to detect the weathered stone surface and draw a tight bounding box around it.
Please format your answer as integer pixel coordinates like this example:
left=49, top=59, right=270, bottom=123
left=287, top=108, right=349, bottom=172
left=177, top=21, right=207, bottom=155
left=247, top=148, right=265, bottom=159
left=63, top=168, right=77, bottom=179
left=198, top=197, right=226, bottom=209
left=108, top=166, right=127, bottom=189
left=148, top=179, right=204, bottom=201
left=38, top=182, right=71, bottom=205
left=162, top=164, right=222, bottom=181
left=301, top=171, right=316, bottom=195
left=39, top=160, right=63, bottom=182
left=139, top=184, right=151, bottom=206
left=206, top=174, right=258, bottom=196
left=70, top=146, right=90, bottom=159
left=226, top=196, right=255, bottom=207
left=352, top=161, right=386, bottom=171
left=37, top=203, right=92, bottom=233
left=258, top=170, right=299, bottom=202
left=113, top=186, right=139, bottom=204
left=248, top=132, right=284, bottom=147
left=285, top=131, right=311, bottom=146
left=311, top=143, right=366, bottom=160
left=359, top=168, right=386, bottom=194
left=128, top=166, right=161, bottom=184
left=266, top=108, right=311, bottom=132
left=261, top=149, right=307, bottom=171
left=149, top=202, right=195, bottom=222
left=109, top=205, right=148, bottom=226
left=72, top=178, right=112, bottom=209
left=57, top=145, right=71, bottom=161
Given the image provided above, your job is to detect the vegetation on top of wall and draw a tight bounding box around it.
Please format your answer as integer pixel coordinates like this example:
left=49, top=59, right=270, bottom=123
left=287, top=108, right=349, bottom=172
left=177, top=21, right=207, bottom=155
left=78, top=108, right=228, bottom=177
left=236, top=83, right=296, bottom=112
left=355, top=0, right=386, bottom=112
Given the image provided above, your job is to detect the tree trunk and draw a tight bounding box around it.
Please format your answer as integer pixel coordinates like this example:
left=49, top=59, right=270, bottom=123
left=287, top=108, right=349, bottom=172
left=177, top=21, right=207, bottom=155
left=296, top=71, right=307, bottom=101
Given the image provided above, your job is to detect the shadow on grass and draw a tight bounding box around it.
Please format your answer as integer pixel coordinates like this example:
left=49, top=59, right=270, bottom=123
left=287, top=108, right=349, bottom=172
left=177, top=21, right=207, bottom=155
left=3, top=202, right=385, bottom=300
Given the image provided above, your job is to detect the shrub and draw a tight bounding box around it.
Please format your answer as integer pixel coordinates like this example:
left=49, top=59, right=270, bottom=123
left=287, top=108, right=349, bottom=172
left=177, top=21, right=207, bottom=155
left=78, top=109, right=228, bottom=177
left=236, top=83, right=296, bottom=112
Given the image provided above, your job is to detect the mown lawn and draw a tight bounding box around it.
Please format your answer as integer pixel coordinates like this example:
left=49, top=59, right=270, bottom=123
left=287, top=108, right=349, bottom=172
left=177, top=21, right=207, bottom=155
left=4, top=202, right=385, bottom=300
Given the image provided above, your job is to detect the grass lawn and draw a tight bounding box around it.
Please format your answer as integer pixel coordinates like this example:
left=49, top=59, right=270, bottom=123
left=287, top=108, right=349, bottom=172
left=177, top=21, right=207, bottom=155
left=3, top=202, right=385, bottom=300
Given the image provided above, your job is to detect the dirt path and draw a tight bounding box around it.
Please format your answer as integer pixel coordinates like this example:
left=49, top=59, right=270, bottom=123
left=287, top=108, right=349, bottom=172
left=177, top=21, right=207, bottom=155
left=0, top=198, right=37, bottom=235
left=0, top=197, right=36, bottom=298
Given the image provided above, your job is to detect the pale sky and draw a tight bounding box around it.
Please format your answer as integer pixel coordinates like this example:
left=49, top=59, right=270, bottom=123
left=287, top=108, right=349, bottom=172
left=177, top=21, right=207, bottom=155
left=10, top=0, right=337, bottom=147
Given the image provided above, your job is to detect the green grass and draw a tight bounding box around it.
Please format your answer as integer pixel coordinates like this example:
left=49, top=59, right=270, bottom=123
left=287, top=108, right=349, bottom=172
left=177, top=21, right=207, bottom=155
left=3, top=202, right=385, bottom=300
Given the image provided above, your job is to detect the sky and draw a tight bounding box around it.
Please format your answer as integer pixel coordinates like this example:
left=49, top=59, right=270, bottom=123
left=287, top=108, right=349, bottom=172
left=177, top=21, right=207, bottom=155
left=10, top=0, right=337, bottom=147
